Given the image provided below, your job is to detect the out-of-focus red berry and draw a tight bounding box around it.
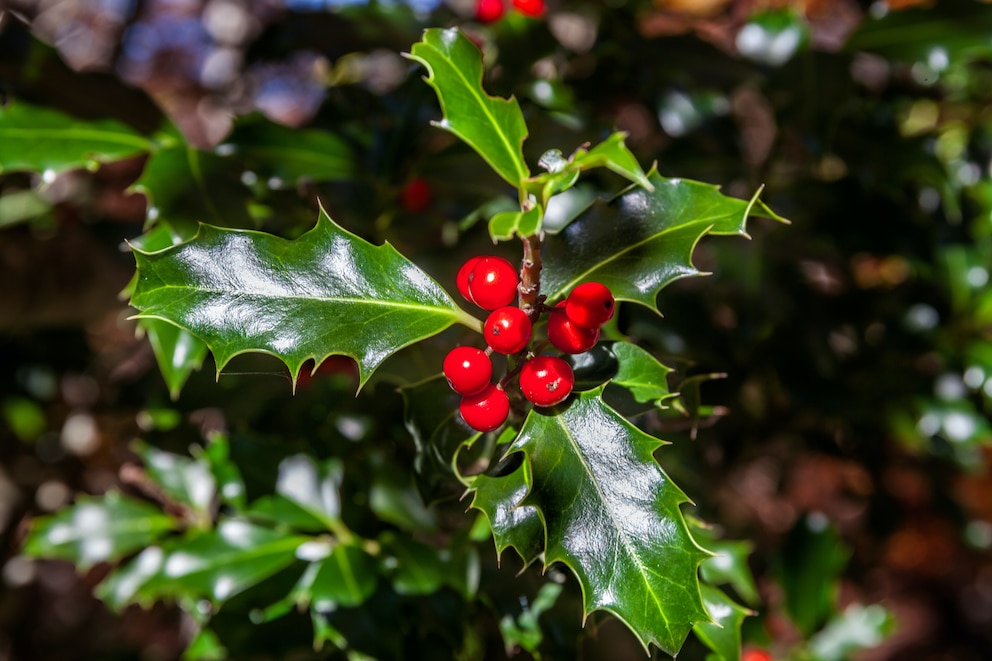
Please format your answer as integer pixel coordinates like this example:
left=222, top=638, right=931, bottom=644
left=476, top=0, right=505, bottom=23
left=512, top=0, right=545, bottom=18
left=400, top=177, right=432, bottom=213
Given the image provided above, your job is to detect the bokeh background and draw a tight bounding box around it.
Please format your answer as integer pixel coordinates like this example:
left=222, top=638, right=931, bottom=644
left=2, top=0, right=992, bottom=659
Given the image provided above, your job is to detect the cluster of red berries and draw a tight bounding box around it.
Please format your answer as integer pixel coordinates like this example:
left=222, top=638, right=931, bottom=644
left=476, top=0, right=545, bottom=23
left=443, top=255, right=615, bottom=432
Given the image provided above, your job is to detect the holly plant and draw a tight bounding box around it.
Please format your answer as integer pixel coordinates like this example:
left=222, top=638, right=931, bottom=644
left=20, top=27, right=785, bottom=659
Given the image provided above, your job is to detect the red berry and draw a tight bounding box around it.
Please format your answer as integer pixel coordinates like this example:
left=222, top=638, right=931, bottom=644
left=468, top=256, right=519, bottom=310
left=520, top=356, right=574, bottom=407
left=443, top=346, right=492, bottom=396
left=547, top=302, right=600, bottom=354
left=512, top=0, right=545, bottom=18
left=742, top=650, right=774, bottom=661
left=459, top=384, right=510, bottom=432
left=400, top=177, right=432, bottom=213
left=476, top=0, right=505, bottom=23
left=565, top=282, right=615, bottom=328
left=484, top=306, right=532, bottom=354
left=456, top=256, right=482, bottom=303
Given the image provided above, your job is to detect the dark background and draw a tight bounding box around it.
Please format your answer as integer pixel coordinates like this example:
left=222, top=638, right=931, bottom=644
left=2, top=0, right=992, bottom=659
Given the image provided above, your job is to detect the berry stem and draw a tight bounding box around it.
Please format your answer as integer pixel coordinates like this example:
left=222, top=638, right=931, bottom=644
left=519, top=233, right=543, bottom=319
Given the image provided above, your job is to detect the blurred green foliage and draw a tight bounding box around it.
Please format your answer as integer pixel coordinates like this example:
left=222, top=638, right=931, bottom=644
left=2, top=0, right=992, bottom=659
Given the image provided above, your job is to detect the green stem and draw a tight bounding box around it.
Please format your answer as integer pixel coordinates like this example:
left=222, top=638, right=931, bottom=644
left=456, top=307, right=485, bottom=334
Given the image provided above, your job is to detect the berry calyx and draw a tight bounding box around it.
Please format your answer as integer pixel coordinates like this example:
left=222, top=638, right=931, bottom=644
left=459, top=384, right=510, bottom=432
left=520, top=356, right=574, bottom=407
left=443, top=346, right=492, bottom=396
left=565, top=282, right=615, bottom=328
left=400, top=177, right=432, bottom=213
left=476, top=0, right=505, bottom=23
left=469, top=256, right=519, bottom=310
left=547, top=301, right=600, bottom=354
left=456, top=256, right=483, bottom=304
left=512, top=0, right=545, bottom=18
left=484, top=306, right=532, bottom=354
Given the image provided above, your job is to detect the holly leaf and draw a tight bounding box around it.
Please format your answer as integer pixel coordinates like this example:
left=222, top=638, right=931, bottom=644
left=0, top=101, right=150, bottom=174
left=407, top=28, right=530, bottom=187
left=774, top=516, right=850, bottom=636
left=466, top=457, right=544, bottom=570
left=23, top=491, right=175, bottom=570
left=129, top=207, right=479, bottom=388
left=611, top=341, right=675, bottom=407
left=142, top=318, right=209, bottom=399
left=133, top=441, right=216, bottom=522
left=693, top=585, right=753, bottom=661
left=247, top=455, right=343, bottom=532
left=510, top=389, right=711, bottom=654
left=489, top=206, right=542, bottom=242
left=807, top=603, right=895, bottom=661
left=305, top=543, right=379, bottom=609
left=569, top=132, right=653, bottom=191
left=541, top=169, right=786, bottom=309
left=692, top=522, right=760, bottom=606
left=130, top=222, right=209, bottom=399
left=97, top=519, right=307, bottom=609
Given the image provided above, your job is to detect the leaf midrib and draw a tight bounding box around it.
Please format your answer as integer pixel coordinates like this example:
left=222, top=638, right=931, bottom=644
left=136, top=283, right=460, bottom=316
left=551, top=411, right=667, bottom=622
left=550, top=214, right=714, bottom=298
left=422, top=42, right=527, bottom=184
left=0, top=127, right=150, bottom=150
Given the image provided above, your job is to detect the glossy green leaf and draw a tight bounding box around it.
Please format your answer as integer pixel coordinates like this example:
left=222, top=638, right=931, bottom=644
left=692, top=585, right=753, bottom=661
left=773, top=515, right=850, bottom=636
left=524, top=133, right=649, bottom=206
left=407, top=28, right=530, bottom=187
left=541, top=169, right=785, bottom=309
left=309, top=543, right=379, bottom=609
left=510, top=389, right=711, bottom=654
left=133, top=130, right=251, bottom=229
left=223, top=118, right=355, bottom=185
left=134, top=441, right=216, bottom=521
left=98, top=519, right=306, bottom=609
left=131, top=223, right=209, bottom=399
left=694, top=523, right=760, bottom=606
left=466, top=457, right=544, bottom=570
left=201, top=433, right=247, bottom=510
left=0, top=102, right=150, bottom=174
left=569, top=132, right=653, bottom=191
left=611, top=341, right=675, bottom=407
left=400, top=376, right=478, bottom=502
left=489, top=206, right=542, bottom=242
left=248, top=455, right=342, bottom=531
left=23, top=491, right=175, bottom=570
left=129, top=207, right=478, bottom=388
left=807, top=603, right=895, bottom=661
